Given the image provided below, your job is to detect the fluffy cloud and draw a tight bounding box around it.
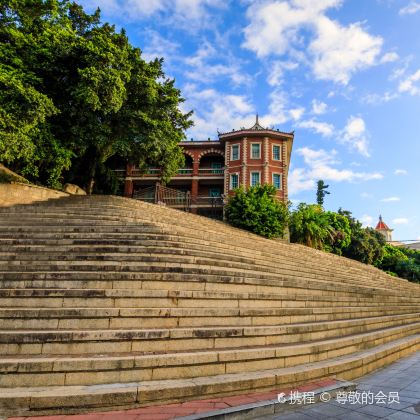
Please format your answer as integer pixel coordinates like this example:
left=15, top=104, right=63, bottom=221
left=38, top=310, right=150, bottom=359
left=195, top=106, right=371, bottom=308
left=288, top=147, right=383, bottom=195
left=267, top=61, right=299, bottom=86
left=184, top=41, right=251, bottom=86
left=341, top=116, right=369, bottom=157
left=310, top=17, right=382, bottom=84
left=80, top=0, right=226, bottom=24
left=141, top=30, right=180, bottom=63
left=243, top=0, right=383, bottom=84
left=362, top=91, right=398, bottom=105
left=399, top=69, right=420, bottom=95
left=394, top=169, right=408, bottom=175
left=183, top=84, right=255, bottom=139
left=399, top=2, right=420, bottom=15
left=360, top=214, right=374, bottom=227
left=380, top=52, right=399, bottom=64
left=298, top=119, right=334, bottom=136
left=381, top=197, right=400, bottom=202
left=311, top=99, right=328, bottom=115
left=392, top=218, right=409, bottom=225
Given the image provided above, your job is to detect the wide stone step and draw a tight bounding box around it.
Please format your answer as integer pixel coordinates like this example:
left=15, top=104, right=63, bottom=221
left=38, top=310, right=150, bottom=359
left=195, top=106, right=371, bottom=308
left=0, top=260, right=415, bottom=297
left=0, top=228, right=407, bottom=290
left=1, top=334, right=418, bottom=417
left=1, top=306, right=417, bottom=329
left=0, top=207, right=397, bottom=273
left=0, top=225, right=410, bottom=294
left=0, top=288, right=418, bottom=310
left=0, top=323, right=418, bottom=388
left=1, top=316, right=419, bottom=356
left=0, top=200, right=404, bottom=281
left=0, top=248, right=410, bottom=294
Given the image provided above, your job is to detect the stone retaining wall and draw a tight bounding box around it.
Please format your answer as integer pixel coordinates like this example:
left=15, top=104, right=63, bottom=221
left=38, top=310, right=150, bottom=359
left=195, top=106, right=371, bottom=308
left=0, top=182, right=68, bottom=207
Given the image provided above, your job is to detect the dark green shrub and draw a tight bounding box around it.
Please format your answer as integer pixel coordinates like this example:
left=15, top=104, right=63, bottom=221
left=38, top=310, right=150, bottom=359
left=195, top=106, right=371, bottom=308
left=225, top=184, right=289, bottom=239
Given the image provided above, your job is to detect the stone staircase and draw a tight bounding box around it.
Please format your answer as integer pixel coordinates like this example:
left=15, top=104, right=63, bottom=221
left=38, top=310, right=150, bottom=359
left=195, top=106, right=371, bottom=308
left=0, top=195, right=419, bottom=416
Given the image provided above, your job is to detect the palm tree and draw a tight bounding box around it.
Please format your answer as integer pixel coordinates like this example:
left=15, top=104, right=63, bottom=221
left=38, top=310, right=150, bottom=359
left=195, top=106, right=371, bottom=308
left=289, top=203, right=333, bottom=249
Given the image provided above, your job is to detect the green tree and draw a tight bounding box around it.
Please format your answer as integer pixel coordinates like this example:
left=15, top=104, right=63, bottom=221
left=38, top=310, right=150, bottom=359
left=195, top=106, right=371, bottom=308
left=338, top=209, right=385, bottom=265
left=316, top=180, right=330, bottom=206
left=0, top=0, right=192, bottom=191
left=379, top=244, right=408, bottom=272
left=324, top=211, right=351, bottom=255
left=225, top=184, right=289, bottom=239
left=378, top=245, right=420, bottom=282
left=289, top=203, right=333, bottom=249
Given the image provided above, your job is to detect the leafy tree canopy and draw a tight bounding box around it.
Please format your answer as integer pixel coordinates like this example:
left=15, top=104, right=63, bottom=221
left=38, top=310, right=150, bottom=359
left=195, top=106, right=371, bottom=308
left=0, top=0, right=192, bottom=191
left=289, top=203, right=333, bottom=250
left=324, top=211, right=351, bottom=255
left=225, top=184, right=289, bottom=239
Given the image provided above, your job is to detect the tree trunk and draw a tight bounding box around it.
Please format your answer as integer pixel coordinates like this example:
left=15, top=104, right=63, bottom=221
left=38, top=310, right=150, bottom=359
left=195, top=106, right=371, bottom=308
left=86, top=155, right=97, bottom=195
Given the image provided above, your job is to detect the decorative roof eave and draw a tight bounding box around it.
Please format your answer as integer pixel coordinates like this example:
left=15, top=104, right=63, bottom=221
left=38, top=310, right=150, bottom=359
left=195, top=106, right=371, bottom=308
left=179, top=141, right=222, bottom=146
left=218, top=114, right=294, bottom=139
left=218, top=129, right=294, bottom=139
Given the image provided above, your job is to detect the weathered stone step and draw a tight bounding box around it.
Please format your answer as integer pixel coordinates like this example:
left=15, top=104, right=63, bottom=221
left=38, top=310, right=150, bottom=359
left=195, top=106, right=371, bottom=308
left=1, top=334, right=418, bottom=417
left=0, top=256, right=415, bottom=294
left=0, top=248, right=410, bottom=293
left=0, top=254, right=401, bottom=298
left=0, top=323, right=418, bottom=388
left=0, top=206, right=397, bottom=277
left=0, top=226, right=411, bottom=287
left=1, top=316, right=418, bottom=356
left=0, top=288, right=417, bottom=310
left=2, top=279, right=416, bottom=305
left=0, top=199, right=402, bottom=283
left=1, top=306, right=417, bottom=330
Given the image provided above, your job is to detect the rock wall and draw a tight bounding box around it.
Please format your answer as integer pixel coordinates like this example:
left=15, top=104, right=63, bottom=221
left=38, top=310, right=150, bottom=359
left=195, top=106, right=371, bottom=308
left=0, top=182, right=68, bottom=207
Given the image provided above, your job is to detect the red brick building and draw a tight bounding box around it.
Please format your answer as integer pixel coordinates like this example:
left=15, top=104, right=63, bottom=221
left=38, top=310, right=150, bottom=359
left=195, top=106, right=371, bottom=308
left=122, top=117, right=294, bottom=218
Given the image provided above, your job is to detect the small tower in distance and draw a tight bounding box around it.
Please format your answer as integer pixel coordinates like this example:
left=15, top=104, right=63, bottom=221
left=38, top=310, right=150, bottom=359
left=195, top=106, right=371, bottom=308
left=375, top=215, right=393, bottom=242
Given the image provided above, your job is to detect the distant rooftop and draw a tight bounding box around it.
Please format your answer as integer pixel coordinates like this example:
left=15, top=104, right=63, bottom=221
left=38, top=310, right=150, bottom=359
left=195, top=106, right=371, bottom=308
left=376, top=215, right=392, bottom=231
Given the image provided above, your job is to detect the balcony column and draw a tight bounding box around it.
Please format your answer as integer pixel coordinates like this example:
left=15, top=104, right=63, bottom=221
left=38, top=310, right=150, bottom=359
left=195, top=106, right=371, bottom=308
left=191, top=160, right=199, bottom=213
left=123, top=163, right=134, bottom=198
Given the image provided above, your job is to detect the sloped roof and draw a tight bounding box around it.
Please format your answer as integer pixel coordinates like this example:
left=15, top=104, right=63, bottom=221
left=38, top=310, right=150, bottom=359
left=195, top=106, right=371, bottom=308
left=376, top=215, right=391, bottom=231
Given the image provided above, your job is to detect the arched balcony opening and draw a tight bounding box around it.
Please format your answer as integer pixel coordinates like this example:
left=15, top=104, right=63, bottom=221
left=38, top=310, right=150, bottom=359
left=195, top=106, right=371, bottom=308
left=199, top=153, right=225, bottom=176
left=178, top=153, right=194, bottom=175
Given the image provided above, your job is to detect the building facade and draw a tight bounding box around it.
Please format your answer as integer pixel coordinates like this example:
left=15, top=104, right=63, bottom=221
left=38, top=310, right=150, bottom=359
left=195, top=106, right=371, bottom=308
left=121, top=117, right=294, bottom=218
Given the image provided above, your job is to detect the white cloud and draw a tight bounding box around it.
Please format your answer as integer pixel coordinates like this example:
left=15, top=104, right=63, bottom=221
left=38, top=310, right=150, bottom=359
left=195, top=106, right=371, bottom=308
left=81, top=0, right=226, bottom=25
left=184, top=41, right=251, bottom=86
left=141, top=30, right=180, bottom=62
left=267, top=61, right=299, bottom=86
left=310, top=17, right=383, bottom=84
left=259, top=88, right=305, bottom=127
left=289, top=107, right=305, bottom=120
left=298, top=119, right=334, bottom=136
left=183, top=84, right=255, bottom=139
left=380, top=52, right=399, bottom=64
left=362, top=91, right=398, bottom=105
left=394, top=169, right=408, bottom=175
left=361, top=192, right=373, bottom=199
left=289, top=147, right=383, bottom=195
left=341, top=116, right=369, bottom=157
left=392, top=218, right=409, bottom=225
left=399, top=69, right=420, bottom=95
left=243, top=0, right=383, bottom=84
left=399, top=2, right=420, bottom=15
left=360, top=214, right=374, bottom=227
left=381, top=196, right=400, bottom=202
left=311, top=99, right=328, bottom=115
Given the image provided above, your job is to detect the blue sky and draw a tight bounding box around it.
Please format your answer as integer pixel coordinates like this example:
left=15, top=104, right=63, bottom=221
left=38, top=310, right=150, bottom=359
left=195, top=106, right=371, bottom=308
left=79, top=0, right=420, bottom=241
